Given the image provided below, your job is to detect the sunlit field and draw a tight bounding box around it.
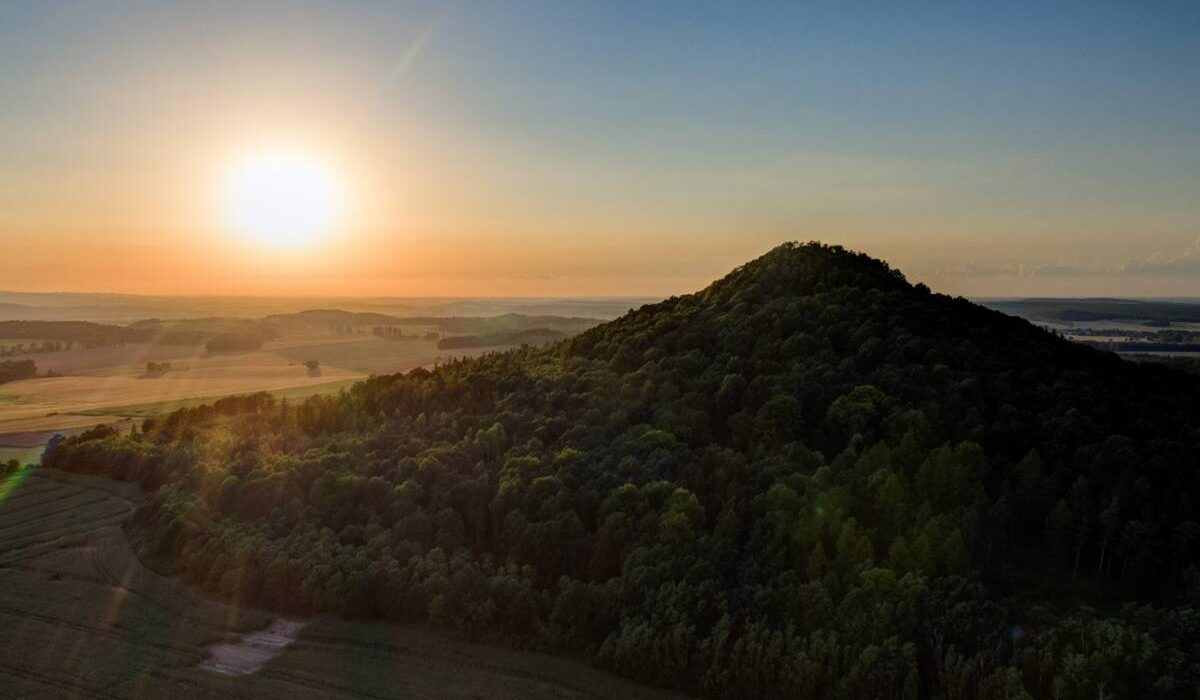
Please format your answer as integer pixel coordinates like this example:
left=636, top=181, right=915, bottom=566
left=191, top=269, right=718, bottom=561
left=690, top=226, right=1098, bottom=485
left=0, top=323, right=517, bottom=443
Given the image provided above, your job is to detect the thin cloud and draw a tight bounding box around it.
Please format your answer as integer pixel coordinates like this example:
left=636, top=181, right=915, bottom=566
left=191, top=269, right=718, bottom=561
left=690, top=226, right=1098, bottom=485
left=337, top=14, right=443, bottom=143
left=1118, top=235, right=1200, bottom=275
left=935, top=235, right=1200, bottom=279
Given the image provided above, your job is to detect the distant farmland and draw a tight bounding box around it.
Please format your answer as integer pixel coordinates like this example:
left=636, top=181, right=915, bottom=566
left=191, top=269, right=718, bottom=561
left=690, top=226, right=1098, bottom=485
left=0, top=311, right=589, bottom=447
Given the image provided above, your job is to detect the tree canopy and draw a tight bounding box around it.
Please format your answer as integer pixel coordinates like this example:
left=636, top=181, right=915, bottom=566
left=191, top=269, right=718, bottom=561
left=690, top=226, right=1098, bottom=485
left=47, top=243, right=1200, bottom=699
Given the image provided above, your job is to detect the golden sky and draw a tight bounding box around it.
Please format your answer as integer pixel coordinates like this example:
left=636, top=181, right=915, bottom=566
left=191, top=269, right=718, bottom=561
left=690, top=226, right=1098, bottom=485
left=3, top=2, right=1199, bottom=298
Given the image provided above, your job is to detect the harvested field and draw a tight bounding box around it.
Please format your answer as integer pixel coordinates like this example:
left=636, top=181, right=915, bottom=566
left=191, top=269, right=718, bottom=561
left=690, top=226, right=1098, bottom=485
left=0, top=468, right=685, bottom=699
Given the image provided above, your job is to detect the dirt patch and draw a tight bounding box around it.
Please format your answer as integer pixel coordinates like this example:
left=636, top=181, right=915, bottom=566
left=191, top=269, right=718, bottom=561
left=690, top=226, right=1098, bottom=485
left=198, top=620, right=306, bottom=676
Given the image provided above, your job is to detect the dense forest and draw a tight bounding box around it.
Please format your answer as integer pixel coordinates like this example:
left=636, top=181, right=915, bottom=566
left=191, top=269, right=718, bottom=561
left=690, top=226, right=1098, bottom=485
left=0, top=359, right=37, bottom=384
left=437, top=327, right=565, bottom=350
left=47, top=243, right=1200, bottom=699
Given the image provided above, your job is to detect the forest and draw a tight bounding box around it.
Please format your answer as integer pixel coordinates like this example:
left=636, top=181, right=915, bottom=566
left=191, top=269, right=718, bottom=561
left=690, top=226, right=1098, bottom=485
left=0, top=319, right=152, bottom=347
left=437, top=328, right=565, bottom=350
left=0, top=359, right=37, bottom=384
left=46, top=243, right=1200, bottom=699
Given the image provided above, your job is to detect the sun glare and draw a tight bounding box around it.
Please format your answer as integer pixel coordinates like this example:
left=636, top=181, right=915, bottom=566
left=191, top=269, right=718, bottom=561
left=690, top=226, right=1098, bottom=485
left=222, top=151, right=344, bottom=247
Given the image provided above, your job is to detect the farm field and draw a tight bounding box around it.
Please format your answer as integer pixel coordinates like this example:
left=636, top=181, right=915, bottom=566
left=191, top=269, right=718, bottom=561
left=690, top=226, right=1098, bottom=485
left=0, top=468, right=683, bottom=700
left=0, top=328, right=505, bottom=447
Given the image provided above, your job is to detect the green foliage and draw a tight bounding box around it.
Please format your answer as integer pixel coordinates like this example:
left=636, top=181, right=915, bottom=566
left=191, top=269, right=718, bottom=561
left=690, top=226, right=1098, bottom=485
left=0, top=359, right=37, bottom=384
left=45, top=243, right=1200, bottom=699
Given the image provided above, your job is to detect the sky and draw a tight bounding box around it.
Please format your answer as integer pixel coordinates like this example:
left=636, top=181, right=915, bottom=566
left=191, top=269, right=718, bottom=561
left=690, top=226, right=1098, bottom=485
left=1, top=1, right=1198, bottom=298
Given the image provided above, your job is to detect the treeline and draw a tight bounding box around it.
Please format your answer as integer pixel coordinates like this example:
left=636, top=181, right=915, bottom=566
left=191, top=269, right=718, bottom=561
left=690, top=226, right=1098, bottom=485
left=0, top=360, right=37, bottom=384
left=1081, top=340, right=1200, bottom=353
left=372, top=326, right=440, bottom=342
left=0, top=340, right=73, bottom=357
left=271, top=309, right=600, bottom=336
left=1128, top=354, right=1200, bottom=376
left=437, top=328, right=564, bottom=350
left=205, top=330, right=271, bottom=353
left=0, top=319, right=266, bottom=351
left=46, top=243, right=1200, bottom=699
left=0, top=320, right=150, bottom=347
left=130, top=318, right=279, bottom=348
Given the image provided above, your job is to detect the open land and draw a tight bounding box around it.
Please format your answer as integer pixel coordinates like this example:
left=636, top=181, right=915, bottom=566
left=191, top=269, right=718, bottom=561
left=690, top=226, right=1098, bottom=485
left=0, top=318, right=536, bottom=451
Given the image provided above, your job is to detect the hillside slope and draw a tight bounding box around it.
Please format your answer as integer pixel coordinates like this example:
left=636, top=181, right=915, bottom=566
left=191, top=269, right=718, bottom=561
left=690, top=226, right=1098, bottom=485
left=48, top=243, right=1200, bottom=699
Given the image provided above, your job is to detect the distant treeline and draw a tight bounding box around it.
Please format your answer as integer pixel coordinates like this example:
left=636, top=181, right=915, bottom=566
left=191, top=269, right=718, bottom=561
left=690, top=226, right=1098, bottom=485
left=271, top=309, right=601, bottom=336
left=0, top=340, right=73, bottom=357
left=421, top=313, right=598, bottom=335
left=0, top=320, right=151, bottom=347
left=371, top=326, right=440, bottom=342
left=1069, top=328, right=1200, bottom=343
left=0, top=360, right=37, bottom=384
left=437, top=327, right=565, bottom=350
left=1082, top=341, right=1200, bottom=353
left=205, top=330, right=271, bottom=353
left=0, top=319, right=278, bottom=352
left=987, top=298, right=1200, bottom=325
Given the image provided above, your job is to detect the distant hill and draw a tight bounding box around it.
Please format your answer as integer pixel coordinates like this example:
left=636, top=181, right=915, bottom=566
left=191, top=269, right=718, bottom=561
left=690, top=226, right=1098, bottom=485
left=983, top=297, right=1200, bottom=324
left=0, top=291, right=657, bottom=323
left=267, top=309, right=410, bottom=327
left=49, top=243, right=1200, bottom=700
left=269, top=309, right=603, bottom=336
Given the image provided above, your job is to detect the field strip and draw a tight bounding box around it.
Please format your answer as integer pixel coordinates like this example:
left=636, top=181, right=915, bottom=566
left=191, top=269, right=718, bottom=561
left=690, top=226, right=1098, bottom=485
left=0, top=560, right=112, bottom=585
left=0, top=660, right=124, bottom=700
left=292, top=632, right=621, bottom=700
left=0, top=479, right=72, bottom=502
left=0, top=512, right=134, bottom=564
left=0, top=484, right=96, bottom=513
left=0, top=492, right=127, bottom=530
left=0, top=500, right=133, bottom=542
left=250, top=667, right=400, bottom=700
left=143, top=667, right=382, bottom=700
left=0, top=492, right=114, bottom=525
left=0, top=604, right=203, bottom=658
left=30, top=470, right=140, bottom=500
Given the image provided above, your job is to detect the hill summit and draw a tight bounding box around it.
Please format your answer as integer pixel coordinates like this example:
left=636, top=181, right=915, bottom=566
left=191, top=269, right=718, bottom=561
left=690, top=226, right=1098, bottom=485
left=50, top=242, right=1200, bottom=700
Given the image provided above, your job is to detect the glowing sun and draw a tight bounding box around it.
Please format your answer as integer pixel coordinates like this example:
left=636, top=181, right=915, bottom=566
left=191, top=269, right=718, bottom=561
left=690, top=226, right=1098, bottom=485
left=222, top=151, right=344, bottom=247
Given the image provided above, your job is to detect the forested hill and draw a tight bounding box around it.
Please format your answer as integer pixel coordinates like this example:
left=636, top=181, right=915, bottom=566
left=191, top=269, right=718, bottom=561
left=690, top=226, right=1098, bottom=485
left=47, top=243, right=1200, bottom=699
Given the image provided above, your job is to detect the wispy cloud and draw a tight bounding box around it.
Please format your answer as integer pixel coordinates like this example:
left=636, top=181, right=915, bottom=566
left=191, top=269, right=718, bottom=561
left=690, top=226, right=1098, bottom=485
left=936, top=235, right=1200, bottom=279
left=1117, top=235, right=1200, bottom=275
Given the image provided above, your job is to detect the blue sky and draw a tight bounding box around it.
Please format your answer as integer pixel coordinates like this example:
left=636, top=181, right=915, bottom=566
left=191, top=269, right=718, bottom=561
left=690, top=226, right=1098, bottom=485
left=1, top=1, right=1198, bottom=295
